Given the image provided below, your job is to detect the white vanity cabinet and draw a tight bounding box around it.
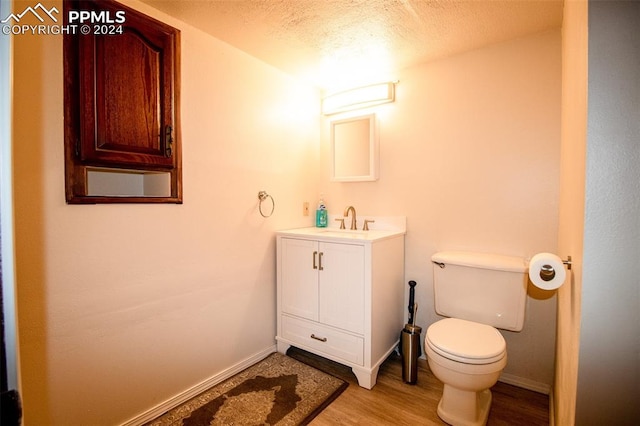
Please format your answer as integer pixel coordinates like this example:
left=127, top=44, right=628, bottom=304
left=276, top=227, right=405, bottom=389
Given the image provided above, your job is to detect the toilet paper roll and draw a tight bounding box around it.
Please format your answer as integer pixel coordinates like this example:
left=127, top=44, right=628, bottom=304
left=529, top=252, right=566, bottom=290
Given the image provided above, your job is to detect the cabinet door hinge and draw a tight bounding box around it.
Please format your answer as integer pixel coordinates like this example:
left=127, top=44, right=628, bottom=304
left=165, top=125, right=173, bottom=157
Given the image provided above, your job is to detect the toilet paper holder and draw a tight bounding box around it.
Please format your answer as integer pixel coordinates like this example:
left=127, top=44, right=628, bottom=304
left=539, top=256, right=572, bottom=281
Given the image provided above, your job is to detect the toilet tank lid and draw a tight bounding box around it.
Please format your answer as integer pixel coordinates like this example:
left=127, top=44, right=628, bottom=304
left=432, top=251, right=527, bottom=273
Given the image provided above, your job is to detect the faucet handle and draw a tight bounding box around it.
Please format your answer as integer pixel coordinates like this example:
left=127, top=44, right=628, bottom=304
left=363, top=219, right=375, bottom=231
left=335, top=218, right=346, bottom=229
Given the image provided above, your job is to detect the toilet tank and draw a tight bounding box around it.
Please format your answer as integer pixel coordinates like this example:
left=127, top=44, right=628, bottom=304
left=432, top=251, right=528, bottom=331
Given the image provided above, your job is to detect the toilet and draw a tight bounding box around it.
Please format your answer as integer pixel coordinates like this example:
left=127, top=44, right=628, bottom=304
left=426, top=251, right=528, bottom=426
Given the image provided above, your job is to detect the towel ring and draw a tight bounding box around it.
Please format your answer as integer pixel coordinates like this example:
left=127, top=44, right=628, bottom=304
left=258, top=191, right=275, bottom=218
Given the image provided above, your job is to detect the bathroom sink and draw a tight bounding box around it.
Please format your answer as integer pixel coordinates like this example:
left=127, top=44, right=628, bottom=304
left=318, top=229, right=368, bottom=236
left=278, top=226, right=405, bottom=242
left=316, top=229, right=377, bottom=240
left=277, top=216, right=407, bottom=242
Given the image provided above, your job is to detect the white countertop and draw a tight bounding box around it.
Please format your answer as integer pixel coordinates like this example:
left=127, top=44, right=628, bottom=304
left=277, top=216, right=406, bottom=243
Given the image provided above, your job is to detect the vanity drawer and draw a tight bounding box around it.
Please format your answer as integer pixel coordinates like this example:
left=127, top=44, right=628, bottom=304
left=281, top=315, right=364, bottom=365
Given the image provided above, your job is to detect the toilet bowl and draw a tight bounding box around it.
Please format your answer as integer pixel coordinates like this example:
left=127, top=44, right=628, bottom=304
left=427, top=251, right=527, bottom=426
left=426, top=318, right=507, bottom=426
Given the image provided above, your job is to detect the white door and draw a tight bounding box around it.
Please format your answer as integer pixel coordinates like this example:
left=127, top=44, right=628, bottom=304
left=280, top=238, right=319, bottom=321
left=318, top=242, right=365, bottom=334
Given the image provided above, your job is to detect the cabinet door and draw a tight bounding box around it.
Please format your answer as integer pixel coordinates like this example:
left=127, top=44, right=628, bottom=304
left=77, top=0, right=177, bottom=168
left=318, top=242, right=365, bottom=334
left=280, top=238, right=319, bottom=321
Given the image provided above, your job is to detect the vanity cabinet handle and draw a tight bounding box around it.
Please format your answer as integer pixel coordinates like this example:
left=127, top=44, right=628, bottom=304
left=313, top=251, right=324, bottom=270
left=310, top=334, right=327, bottom=342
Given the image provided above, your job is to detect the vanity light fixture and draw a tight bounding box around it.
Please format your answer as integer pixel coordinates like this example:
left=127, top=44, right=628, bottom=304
left=322, top=82, right=396, bottom=115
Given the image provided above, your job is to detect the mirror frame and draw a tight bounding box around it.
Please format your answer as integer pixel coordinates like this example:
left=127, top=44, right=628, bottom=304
left=330, top=113, right=379, bottom=182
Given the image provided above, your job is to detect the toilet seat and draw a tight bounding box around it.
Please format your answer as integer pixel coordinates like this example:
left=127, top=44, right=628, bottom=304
left=426, top=318, right=506, bottom=364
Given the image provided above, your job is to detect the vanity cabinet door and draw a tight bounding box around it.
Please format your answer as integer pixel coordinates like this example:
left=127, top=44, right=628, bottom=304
left=280, top=238, right=319, bottom=321
left=280, top=238, right=365, bottom=334
left=318, top=242, right=365, bottom=334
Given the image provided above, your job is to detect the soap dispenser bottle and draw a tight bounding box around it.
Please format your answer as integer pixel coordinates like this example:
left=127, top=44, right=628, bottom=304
left=316, top=196, right=328, bottom=228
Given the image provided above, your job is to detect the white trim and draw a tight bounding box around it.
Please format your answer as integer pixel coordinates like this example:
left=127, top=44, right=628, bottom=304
left=119, top=345, right=276, bottom=426
left=498, top=372, right=551, bottom=395
left=422, top=355, right=551, bottom=395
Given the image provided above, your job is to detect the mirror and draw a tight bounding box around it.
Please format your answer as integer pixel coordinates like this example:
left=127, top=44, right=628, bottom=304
left=330, top=113, right=379, bottom=182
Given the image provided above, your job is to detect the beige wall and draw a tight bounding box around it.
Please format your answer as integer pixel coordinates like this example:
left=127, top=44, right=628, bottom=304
left=12, top=1, right=564, bottom=424
left=320, top=29, right=562, bottom=391
left=12, top=1, right=320, bottom=424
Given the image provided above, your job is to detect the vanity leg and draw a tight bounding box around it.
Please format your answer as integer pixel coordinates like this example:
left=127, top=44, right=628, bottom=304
left=276, top=340, right=290, bottom=355
left=352, top=365, right=379, bottom=390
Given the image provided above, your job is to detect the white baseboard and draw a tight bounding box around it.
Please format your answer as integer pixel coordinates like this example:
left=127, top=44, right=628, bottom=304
left=418, top=354, right=551, bottom=395
left=498, top=372, right=551, bottom=395
left=120, top=345, right=277, bottom=426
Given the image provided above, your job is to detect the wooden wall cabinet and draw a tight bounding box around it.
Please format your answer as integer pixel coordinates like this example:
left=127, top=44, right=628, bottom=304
left=63, top=0, right=182, bottom=203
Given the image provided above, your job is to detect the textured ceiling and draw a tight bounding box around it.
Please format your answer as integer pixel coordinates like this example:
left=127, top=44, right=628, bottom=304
left=139, top=0, right=564, bottom=90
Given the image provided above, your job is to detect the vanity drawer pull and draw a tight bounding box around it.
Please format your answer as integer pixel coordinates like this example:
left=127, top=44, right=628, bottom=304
left=310, top=334, right=327, bottom=342
left=313, top=251, right=318, bottom=269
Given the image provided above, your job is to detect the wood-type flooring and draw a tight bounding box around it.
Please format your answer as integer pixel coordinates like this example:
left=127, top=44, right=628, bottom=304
left=287, top=347, right=549, bottom=426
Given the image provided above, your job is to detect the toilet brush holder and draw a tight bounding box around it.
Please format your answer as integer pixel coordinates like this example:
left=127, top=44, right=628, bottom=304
left=401, top=323, right=422, bottom=384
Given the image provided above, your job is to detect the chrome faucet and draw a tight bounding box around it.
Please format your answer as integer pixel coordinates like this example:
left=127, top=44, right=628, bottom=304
left=344, top=206, right=357, bottom=230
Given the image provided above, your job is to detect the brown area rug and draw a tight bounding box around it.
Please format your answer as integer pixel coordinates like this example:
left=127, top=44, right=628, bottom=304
left=147, top=352, right=348, bottom=426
